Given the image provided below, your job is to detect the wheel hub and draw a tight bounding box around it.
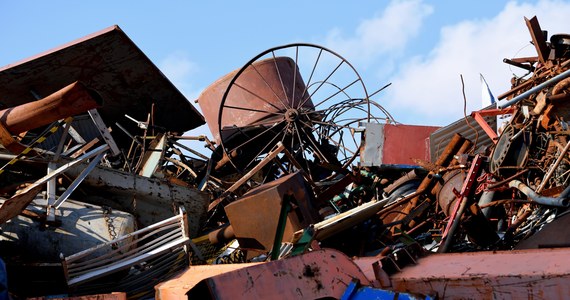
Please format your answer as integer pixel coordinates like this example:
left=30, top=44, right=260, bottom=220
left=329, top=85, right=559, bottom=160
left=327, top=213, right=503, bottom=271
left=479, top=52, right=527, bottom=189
left=285, top=109, right=300, bottom=122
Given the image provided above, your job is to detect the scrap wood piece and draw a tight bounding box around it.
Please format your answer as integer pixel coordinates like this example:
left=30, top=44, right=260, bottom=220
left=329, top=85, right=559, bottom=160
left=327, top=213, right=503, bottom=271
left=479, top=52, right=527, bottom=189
left=0, top=185, right=43, bottom=224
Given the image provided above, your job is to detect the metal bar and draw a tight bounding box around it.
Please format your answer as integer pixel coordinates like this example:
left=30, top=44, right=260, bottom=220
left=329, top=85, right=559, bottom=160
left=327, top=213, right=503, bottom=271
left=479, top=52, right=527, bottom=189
left=69, top=137, right=100, bottom=159
left=536, top=139, right=570, bottom=193
left=170, top=140, right=209, bottom=160
left=164, top=157, right=198, bottom=178
left=53, top=152, right=105, bottom=209
left=471, top=111, right=498, bottom=143
left=67, top=125, right=87, bottom=144
left=271, top=194, right=292, bottom=261
left=438, top=155, right=484, bottom=253
left=89, top=109, right=121, bottom=156
left=65, top=214, right=182, bottom=262
left=67, top=237, right=189, bottom=286
left=497, top=68, right=570, bottom=109
left=208, top=142, right=286, bottom=211
left=54, top=120, right=72, bottom=160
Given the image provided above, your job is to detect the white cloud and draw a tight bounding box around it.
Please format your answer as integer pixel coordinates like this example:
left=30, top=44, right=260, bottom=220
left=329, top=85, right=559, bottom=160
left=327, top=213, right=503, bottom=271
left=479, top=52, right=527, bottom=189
left=158, top=51, right=202, bottom=101
left=385, top=0, right=570, bottom=126
left=324, top=0, right=434, bottom=67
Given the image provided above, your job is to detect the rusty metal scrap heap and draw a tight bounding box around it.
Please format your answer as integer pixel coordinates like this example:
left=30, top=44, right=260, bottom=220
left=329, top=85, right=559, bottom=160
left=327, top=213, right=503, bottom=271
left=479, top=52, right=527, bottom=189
left=0, top=16, right=570, bottom=300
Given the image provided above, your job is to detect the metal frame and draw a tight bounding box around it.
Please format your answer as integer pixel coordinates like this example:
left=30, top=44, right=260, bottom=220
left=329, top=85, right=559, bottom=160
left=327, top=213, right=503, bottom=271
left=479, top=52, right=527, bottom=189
left=63, top=207, right=192, bottom=287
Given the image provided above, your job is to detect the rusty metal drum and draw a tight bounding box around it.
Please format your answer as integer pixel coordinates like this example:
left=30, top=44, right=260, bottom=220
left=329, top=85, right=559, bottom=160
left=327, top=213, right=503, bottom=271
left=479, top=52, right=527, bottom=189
left=197, top=56, right=313, bottom=144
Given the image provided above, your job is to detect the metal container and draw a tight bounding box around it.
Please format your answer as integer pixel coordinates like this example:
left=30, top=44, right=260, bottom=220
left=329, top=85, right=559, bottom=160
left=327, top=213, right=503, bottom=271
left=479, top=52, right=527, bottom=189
left=197, top=57, right=314, bottom=144
left=0, top=196, right=135, bottom=261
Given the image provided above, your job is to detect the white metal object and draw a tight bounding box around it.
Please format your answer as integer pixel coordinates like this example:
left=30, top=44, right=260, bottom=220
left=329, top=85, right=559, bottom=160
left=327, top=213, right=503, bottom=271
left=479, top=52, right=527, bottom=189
left=360, top=122, right=384, bottom=167
left=63, top=207, right=190, bottom=286
left=89, top=109, right=121, bottom=156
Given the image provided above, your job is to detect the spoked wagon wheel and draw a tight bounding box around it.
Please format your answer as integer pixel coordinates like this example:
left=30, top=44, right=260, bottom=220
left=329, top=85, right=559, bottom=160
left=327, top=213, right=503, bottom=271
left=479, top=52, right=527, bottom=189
left=217, top=43, right=371, bottom=184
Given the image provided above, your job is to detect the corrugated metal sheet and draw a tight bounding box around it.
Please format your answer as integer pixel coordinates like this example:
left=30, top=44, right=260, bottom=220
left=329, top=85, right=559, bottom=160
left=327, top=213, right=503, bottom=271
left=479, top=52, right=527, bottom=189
left=430, top=104, right=498, bottom=162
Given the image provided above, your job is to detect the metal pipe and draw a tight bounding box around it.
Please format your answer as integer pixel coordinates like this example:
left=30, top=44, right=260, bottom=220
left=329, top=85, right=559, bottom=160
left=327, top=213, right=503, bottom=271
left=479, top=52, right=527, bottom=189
left=478, top=189, right=495, bottom=219
left=509, top=179, right=570, bottom=207
left=498, top=68, right=570, bottom=109
left=0, top=81, right=102, bottom=134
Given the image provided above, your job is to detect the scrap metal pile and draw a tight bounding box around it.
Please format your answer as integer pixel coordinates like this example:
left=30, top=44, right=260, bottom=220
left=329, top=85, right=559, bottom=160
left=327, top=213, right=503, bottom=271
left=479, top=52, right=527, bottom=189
left=1, top=16, right=570, bottom=299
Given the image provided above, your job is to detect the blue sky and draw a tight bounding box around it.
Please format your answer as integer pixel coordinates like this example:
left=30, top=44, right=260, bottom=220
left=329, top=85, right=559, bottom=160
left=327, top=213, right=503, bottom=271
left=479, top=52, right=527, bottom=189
left=2, top=0, right=570, bottom=139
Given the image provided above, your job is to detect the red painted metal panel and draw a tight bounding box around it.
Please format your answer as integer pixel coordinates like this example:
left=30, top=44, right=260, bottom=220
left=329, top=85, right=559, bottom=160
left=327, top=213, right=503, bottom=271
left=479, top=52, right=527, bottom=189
left=381, top=124, right=440, bottom=165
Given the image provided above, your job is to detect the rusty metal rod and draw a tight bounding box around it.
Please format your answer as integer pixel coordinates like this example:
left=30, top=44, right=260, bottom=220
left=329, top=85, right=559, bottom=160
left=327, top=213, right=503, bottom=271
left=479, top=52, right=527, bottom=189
left=498, top=68, right=570, bottom=109
left=536, top=139, right=570, bottom=193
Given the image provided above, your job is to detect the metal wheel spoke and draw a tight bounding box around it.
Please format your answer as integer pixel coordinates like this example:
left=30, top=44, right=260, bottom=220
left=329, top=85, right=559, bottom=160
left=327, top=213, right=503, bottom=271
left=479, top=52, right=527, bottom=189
left=216, top=43, right=374, bottom=183
left=223, top=104, right=284, bottom=116
left=296, top=48, right=323, bottom=109
left=300, top=119, right=356, bottom=157
left=298, top=60, right=345, bottom=109
left=271, top=51, right=292, bottom=109
left=293, top=122, right=314, bottom=180
left=311, top=78, right=360, bottom=109
left=243, top=124, right=288, bottom=171
left=250, top=63, right=290, bottom=110
left=296, top=120, right=333, bottom=164
left=233, top=82, right=286, bottom=112
left=226, top=120, right=286, bottom=158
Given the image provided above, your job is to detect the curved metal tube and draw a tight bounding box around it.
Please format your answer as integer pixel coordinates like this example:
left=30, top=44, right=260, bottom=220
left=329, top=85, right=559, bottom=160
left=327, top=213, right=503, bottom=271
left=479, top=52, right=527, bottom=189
left=509, top=179, right=570, bottom=207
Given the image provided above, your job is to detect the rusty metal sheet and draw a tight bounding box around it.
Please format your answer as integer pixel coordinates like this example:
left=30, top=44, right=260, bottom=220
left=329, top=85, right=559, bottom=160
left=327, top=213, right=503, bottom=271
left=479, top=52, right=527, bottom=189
left=0, top=25, right=204, bottom=148
left=154, top=263, right=262, bottom=300
left=224, top=171, right=319, bottom=255
left=385, top=248, right=570, bottom=299
left=184, top=248, right=370, bottom=300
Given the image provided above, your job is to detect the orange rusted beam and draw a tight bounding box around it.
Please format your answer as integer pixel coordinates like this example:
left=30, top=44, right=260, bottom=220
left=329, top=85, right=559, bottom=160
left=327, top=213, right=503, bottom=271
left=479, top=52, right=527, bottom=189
left=0, top=81, right=102, bottom=134
left=471, top=107, right=514, bottom=143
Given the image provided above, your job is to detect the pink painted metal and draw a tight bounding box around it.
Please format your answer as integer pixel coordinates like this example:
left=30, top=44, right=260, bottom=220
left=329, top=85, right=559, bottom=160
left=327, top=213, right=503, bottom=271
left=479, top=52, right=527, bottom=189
left=181, top=248, right=370, bottom=299
left=154, top=263, right=262, bottom=300
left=356, top=248, right=570, bottom=299
left=470, top=106, right=514, bottom=143
left=197, top=56, right=314, bottom=144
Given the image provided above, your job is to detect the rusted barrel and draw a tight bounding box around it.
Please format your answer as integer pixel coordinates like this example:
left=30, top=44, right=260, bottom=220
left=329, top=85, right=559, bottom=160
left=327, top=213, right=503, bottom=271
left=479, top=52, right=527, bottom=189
left=197, top=57, right=313, bottom=144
